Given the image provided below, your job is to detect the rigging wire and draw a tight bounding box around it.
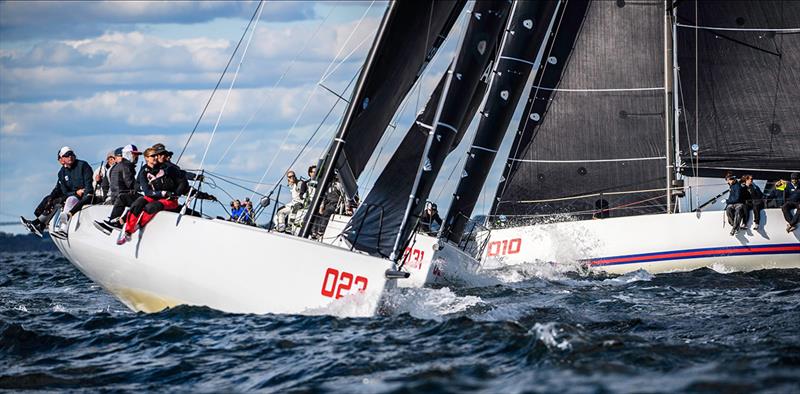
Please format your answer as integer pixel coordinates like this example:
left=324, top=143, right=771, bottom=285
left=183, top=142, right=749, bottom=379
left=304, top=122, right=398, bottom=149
left=318, top=0, right=378, bottom=84
left=248, top=1, right=378, bottom=201
left=361, top=2, right=469, bottom=195
left=175, top=0, right=264, bottom=165
left=270, top=69, right=361, bottom=195
left=194, top=1, right=265, bottom=178
left=211, top=4, right=339, bottom=171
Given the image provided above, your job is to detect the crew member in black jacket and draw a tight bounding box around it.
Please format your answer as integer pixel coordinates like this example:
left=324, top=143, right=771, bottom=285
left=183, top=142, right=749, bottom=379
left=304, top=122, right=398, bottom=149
left=724, top=174, right=746, bottom=236
left=117, top=147, right=189, bottom=245
left=54, top=146, right=94, bottom=233
left=740, top=175, right=765, bottom=230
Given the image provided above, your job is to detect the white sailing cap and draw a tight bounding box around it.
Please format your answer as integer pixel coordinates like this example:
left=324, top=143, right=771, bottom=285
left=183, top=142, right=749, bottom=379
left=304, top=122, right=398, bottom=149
left=58, top=146, right=74, bottom=158
left=122, top=144, right=141, bottom=154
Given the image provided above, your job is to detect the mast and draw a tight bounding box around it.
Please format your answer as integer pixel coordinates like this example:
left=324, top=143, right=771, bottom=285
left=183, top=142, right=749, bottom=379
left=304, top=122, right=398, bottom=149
left=300, top=2, right=397, bottom=238
left=664, top=0, right=675, bottom=213
left=439, top=0, right=561, bottom=244
left=389, top=0, right=512, bottom=262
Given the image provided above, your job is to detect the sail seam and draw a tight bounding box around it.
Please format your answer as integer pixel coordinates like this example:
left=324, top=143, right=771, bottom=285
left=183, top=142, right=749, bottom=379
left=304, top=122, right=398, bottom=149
left=471, top=145, right=498, bottom=153
left=676, top=23, right=800, bottom=33
left=498, top=55, right=536, bottom=66
left=509, top=156, right=666, bottom=163
left=507, top=186, right=681, bottom=204
left=529, top=86, right=664, bottom=92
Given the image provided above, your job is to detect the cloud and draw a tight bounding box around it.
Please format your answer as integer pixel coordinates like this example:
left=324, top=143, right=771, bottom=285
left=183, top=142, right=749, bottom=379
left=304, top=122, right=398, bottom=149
left=0, top=1, right=316, bottom=41
left=1, top=16, right=377, bottom=103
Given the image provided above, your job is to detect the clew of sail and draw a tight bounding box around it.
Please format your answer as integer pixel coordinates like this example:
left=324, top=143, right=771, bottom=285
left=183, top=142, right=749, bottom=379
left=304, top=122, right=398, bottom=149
left=492, top=0, right=668, bottom=221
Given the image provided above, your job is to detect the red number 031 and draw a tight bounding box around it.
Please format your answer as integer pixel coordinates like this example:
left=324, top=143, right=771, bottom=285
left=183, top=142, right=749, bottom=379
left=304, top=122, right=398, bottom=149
left=321, top=268, right=368, bottom=299
left=486, top=238, right=522, bottom=257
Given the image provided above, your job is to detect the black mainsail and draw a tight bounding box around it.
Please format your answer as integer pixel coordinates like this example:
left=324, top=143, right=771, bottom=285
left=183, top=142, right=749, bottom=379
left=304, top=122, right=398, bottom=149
left=676, top=0, right=800, bottom=178
left=492, top=0, right=668, bottom=221
left=301, top=1, right=465, bottom=237
left=440, top=0, right=561, bottom=244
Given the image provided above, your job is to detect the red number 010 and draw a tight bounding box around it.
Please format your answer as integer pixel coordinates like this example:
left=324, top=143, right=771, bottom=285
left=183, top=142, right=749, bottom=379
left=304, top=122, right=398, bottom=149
left=321, top=268, right=368, bottom=299
left=486, top=238, right=522, bottom=257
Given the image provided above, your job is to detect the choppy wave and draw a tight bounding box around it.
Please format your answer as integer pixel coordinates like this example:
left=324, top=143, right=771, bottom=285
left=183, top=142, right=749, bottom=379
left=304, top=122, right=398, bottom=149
left=1, top=252, right=799, bottom=392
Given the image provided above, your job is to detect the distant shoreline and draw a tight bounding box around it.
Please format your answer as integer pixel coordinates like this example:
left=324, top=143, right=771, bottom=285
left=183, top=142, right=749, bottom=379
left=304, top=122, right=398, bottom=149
left=0, top=232, right=58, bottom=253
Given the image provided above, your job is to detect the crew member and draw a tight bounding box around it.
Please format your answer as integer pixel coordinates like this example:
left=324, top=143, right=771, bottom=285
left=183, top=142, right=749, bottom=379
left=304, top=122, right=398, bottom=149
left=55, top=146, right=94, bottom=234
left=741, top=175, right=764, bottom=230
left=94, top=145, right=141, bottom=233
left=275, top=170, right=307, bottom=232
left=724, top=174, right=746, bottom=236
left=781, top=172, right=800, bottom=233
left=93, top=150, right=116, bottom=203
left=419, top=202, right=443, bottom=235
left=117, top=147, right=188, bottom=245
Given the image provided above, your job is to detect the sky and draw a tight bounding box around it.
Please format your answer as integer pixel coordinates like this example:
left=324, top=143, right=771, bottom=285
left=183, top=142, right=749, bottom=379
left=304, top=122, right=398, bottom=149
left=0, top=0, right=520, bottom=233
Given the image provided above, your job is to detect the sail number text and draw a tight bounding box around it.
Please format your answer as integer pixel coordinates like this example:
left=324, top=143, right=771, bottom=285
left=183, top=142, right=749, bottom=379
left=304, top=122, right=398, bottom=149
left=486, top=238, right=522, bottom=257
left=402, top=247, right=425, bottom=270
left=321, top=267, right=368, bottom=299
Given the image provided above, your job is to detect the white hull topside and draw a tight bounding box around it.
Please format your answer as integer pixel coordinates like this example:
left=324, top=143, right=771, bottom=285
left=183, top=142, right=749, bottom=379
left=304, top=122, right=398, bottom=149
left=322, top=215, right=484, bottom=287
left=478, top=208, right=800, bottom=275
left=51, top=205, right=397, bottom=316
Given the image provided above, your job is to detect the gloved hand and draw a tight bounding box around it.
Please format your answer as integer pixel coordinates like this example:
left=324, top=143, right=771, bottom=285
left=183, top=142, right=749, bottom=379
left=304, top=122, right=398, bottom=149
left=196, top=174, right=205, bottom=182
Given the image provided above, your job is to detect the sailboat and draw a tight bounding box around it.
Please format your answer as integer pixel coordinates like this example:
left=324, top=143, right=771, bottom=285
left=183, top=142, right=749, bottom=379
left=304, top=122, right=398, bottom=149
left=438, top=0, right=800, bottom=275
left=47, top=0, right=475, bottom=316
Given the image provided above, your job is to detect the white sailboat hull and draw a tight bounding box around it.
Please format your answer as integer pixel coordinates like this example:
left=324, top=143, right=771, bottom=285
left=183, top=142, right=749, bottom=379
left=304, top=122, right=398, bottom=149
left=50, top=206, right=396, bottom=316
left=478, top=208, right=800, bottom=275
left=321, top=215, right=482, bottom=286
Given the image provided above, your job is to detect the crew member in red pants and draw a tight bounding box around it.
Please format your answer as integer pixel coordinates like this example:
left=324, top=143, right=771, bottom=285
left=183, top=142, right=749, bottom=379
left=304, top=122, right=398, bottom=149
left=118, top=146, right=188, bottom=245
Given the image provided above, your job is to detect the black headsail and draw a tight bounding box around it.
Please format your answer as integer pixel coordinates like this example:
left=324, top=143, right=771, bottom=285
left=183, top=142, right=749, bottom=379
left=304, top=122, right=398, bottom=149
left=300, top=0, right=466, bottom=238
left=492, top=0, right=668, bottom=221
left=439, top=0, right=561, bottom=244
left=676, top=0, right=800, bottom=178
left=343, top=64, right=488, bottom=257
left=389, top=0, right=513, bottom=261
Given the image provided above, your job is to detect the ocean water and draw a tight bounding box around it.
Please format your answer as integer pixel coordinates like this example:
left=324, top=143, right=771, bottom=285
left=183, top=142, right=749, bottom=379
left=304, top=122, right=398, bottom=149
left=1, top=252, right=799, bottom=392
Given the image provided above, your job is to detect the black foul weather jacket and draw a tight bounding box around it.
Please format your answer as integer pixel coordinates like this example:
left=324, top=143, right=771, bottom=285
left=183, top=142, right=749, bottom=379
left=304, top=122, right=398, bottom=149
left=57, top=159, right=94, bottom=197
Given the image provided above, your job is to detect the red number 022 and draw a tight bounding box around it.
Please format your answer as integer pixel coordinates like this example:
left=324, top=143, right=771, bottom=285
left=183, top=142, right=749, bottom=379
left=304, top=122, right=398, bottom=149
left=321, top=268, right=369, bottom=299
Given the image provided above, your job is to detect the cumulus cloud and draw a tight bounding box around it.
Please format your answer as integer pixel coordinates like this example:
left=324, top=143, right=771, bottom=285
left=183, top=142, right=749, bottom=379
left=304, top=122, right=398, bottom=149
left=1, top=14, right=378, bottom=102
left=0, top=1, right=316, bottom=40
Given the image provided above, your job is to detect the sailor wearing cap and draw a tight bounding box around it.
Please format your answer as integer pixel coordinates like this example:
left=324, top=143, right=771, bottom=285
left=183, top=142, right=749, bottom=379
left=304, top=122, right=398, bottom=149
left=54, top=146, right=95, bottom=235
left=93, top=144, right=142, bottom=235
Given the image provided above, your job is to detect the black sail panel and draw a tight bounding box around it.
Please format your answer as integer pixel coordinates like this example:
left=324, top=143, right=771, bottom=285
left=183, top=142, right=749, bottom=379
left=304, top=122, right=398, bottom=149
left=441, top=0, right=560, bottom=243
left=336, top=0, right=466, bottom=184
left=676, top=0, right=800, bottom=177
left=343, top=70, right=487, bottom=257
left=390, top=0, right=512, bottom=260
left=493, top=0, right=667, bottom=221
